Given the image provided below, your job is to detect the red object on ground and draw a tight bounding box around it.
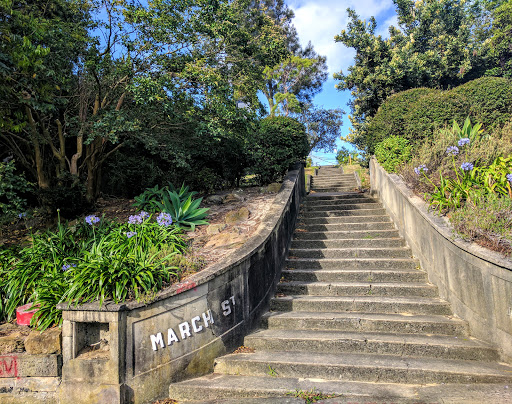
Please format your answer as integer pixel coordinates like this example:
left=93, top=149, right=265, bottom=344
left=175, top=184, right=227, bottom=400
left=16, top=303, right=38, bottom=326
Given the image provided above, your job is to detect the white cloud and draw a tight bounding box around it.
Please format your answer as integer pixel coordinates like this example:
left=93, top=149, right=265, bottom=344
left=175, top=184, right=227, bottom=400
left=288, top=0, right=396, bottom=75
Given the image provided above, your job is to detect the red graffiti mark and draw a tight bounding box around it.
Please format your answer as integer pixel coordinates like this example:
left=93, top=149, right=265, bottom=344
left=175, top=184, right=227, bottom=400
left=176, top=281, right=197, bottom=294
left=0, top=355, right=18, bottom=378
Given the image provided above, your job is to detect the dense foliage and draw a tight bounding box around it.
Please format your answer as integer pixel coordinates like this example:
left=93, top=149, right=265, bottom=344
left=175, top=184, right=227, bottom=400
left=374, top=136, right=412, bottom=173
left=335, top=0, right=512, bottom=154
left=250, top=116, right=309, bottom=184
left=1, top=213, right=188, bottom=329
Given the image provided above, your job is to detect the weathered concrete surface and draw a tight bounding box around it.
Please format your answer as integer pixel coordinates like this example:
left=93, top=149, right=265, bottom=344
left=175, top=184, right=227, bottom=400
left=24, top=327, right=62, bottom=355
left=54, top=163, right=305, bottom=404
left=370, top=157, right=512, bottom=363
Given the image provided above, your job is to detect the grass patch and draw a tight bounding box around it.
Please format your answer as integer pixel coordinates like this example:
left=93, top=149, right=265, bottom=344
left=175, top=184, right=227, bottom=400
left=286, top=388, right=338, bottom=403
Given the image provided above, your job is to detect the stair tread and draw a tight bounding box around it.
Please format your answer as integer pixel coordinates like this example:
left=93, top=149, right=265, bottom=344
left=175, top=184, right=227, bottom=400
left=278, top=281, right=435, bottom=287
left=245, top=329, right=493, bottom=349
left=272, top=295, right=448, bottom=304
left=217, top=350, right=512, bottom=376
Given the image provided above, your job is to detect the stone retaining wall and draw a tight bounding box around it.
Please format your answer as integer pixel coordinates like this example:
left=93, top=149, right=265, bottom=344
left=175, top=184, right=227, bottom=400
left=54, top=163, right=305, bottom=404
left=370, top=157, right=512, bottom=362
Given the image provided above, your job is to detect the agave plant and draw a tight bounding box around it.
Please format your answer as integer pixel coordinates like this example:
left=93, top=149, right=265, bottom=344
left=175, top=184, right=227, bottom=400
left=157, top=191, right=209, bottom=231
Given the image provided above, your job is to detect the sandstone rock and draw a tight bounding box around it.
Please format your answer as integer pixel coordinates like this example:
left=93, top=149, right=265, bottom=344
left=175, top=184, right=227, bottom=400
left=223, top=193, right=243, bottom=204
left=206, top=223, right=227, bottom=235
left=204, top=232, right=246, bottom=250
left=205, top=195, right=225, bottom=205
left=0, top=322, right=17, bottom=336
left=24, top=327, right=62, bottom=355
left=266, top=182, right=282, bottom=193
left=225, top=207, right=250, bottom=225
left=0, top=333, right=23, bottom=354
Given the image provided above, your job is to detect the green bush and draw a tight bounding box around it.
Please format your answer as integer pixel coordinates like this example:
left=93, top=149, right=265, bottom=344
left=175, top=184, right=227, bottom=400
left=374, top=136, right=412, bottom=173
left=0, top=160, right=33, bottom=218
left=367, top=77, right=512, bottom=153
left=367, top=88, right=438, bottom=153
left=250, top=116, right=309, bottom=184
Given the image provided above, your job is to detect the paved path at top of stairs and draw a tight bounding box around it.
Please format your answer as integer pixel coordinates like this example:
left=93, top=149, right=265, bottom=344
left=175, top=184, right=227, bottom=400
left=169, top=168, right=512, bottom=404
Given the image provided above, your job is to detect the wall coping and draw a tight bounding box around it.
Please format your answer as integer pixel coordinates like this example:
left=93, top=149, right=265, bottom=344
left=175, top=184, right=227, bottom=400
left=57, top=164, right=304, bottom=313
left=370, top=157, right=512, bottom=271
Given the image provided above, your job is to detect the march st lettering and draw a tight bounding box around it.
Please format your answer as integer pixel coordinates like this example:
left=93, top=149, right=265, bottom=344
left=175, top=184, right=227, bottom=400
left=149, top=296, right=237, bottom=352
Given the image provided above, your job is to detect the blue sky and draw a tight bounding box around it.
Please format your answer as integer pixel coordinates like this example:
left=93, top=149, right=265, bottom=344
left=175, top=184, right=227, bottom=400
left=286, top=0, right=399, bottom=165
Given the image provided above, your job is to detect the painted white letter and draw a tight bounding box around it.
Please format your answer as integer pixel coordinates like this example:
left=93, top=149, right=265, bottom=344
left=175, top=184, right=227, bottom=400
left=167, top=328, right=180, bottom=346
left=191, top=316, right=203, bottom=333
left=179, top=321, right=192, bottom=340
left=202, top=309, right=215, bottom=328
left=221, top=300, right=231, bottom=316
left=230, top=295, right=236, bottom=306
left=150, top=333, right=165, bottom=351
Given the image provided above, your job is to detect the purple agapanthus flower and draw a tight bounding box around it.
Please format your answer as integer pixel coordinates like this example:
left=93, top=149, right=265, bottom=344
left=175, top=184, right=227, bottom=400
left=62, top=263, right=77, bottom=271
left=126, top=231, right=137, bottom=238
left=18, top=212, right=27, bottom=219
left=139, top=211, right=149, bottom=220
left=458, top=138, right=470, bottom=147
left=446, top=146, right=459, bottom=156
left=506, top=173, right=512, bottom=184
left=157, top=212, right=173, bottom=226
left=85, top=215, right=100, bottom=225
left=128, top=214, right=143, bottom=224
left=460, top=162, right=474, bottom=171
left=414, top=165, right=428, bottom=175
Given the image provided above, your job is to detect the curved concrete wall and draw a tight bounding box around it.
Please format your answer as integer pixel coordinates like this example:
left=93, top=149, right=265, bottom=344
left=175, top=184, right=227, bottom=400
left=370, top=157, right=512, bottom=363
left=58, top=164, right=305, bottom=404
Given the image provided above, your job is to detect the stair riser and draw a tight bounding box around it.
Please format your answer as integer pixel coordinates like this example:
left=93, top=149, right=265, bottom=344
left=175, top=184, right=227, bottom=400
left=281, top=270, right=427, bottom=283
left=303, top=204, right=383, bottom=212
left=270, top=299, right=452, bottom=315
left=291, top=239, right=405, bottom=249
left=214, top=360, right=511, bottom=384
left=276, top=284, right=438, bottom=298
left=288, top=249, right=412, bottom=259
left=244, top=338, right=498, bottom=362
left=299, top=223, right=395, bottom=232
left=302, top=209, right=388, bottom=218
left=286, top=259, right=419, bottom=270
left=293, top=230, right=400, bottom=240
left=262, top=316, right=468, bottom=336
left=306, top=195, right=369, bottom=201
left=311, top=188, right=358, bottom=192
left=304, top=198, right=377, bottom=206
left=311, top=182, right=357, bottom=187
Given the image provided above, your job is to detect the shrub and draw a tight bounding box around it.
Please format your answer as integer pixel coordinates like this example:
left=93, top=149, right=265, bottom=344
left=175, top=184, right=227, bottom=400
left=367, top=88, right=438, bottom=153
left=374, top=136, right=412, bottom=173
left=0, top=160, right=33, bottom=218
left=249, top=116, right=309, bottom=184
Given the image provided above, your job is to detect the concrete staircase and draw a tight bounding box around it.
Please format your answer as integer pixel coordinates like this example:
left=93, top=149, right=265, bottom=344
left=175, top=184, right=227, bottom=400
left=169, top=169, right=512, bottom=403
left=310, top=166, right=358, bottom=193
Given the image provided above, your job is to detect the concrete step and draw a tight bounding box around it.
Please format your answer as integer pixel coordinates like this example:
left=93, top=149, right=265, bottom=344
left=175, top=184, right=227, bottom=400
left=244, top=329, right=499, bottom=361
left=311, top=187, right=359, bottom=192
left=306, top=194, right=370, bottom=201
left=280, top=268, right=427, bottom=283
left=303, top=197, right=378, bottom=206
left=288, top=247, right=413, bottom=259
left=290, top=238, right=405, bottom=249
left=311, top=181, right=357, bottom=187
left=285, top=257, right=419, bottom=270
left=302, top=203, right=383, bottom=212
left=297, top=222, right=395, bottom=232
left=270, top=295, right=452, bottom=315
left=292, top=229, right=399, bottom=240
left=298, top=215, right=391, bottom=224
left=169, top=374, right=512, bottom=403
left=213, top=351, right=512, bottom=384
left=301, top=208, right=388, bottom=218
left=261, top=311, right=469, bottom=336
left=276, top=281, right=438, bottom=298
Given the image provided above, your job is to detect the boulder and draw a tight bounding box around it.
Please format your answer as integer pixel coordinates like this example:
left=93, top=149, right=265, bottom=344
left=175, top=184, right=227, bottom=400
left=206, top=223, right=227, bottom=235
left=223, top=193, right=243, bottom=204
left=225, top=207, right=250, bottom=225
left=205, top=195, right=225, bottom=205
left=24, top=327, right=62, bottom=355
left=204, top=232, right=246, bottom=250
left=266, top=182, right=282, bottom=193
left=0, top=334, right=24, bottom=354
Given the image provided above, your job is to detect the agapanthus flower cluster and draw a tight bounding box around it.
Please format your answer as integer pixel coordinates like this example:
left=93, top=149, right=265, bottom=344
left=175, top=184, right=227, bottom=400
left=85, top=215, right=100, bottom=225
left=446, top=146, right=459, bottom=156
left=458, top=138, right=470, bottom=147
left=18, top=212, right=27, bottom=219
left=62, top=263, right=77, bottom=271
left=157, top=212, right=173, bottom=226
left=507, top=173, right=512, bottom=184
left=139, top=211, right=149, bottom=220
left=414, top=165, right=428, bottom=175
left=126, top=231, right=137, bottom=238
left=460, top=162, right=474, bottom=171
left=128, top=214, right=143, bottom=224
